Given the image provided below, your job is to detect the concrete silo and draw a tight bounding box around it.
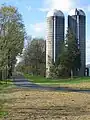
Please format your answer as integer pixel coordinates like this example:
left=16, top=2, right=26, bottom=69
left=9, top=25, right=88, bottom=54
left=46, top=9, right=65, bottom=78
left=68, top=9, right=86, bottom=76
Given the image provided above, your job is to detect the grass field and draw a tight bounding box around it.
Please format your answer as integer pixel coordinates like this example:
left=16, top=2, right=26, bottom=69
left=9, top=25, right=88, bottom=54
left=24, top=74, right=90, bottom=89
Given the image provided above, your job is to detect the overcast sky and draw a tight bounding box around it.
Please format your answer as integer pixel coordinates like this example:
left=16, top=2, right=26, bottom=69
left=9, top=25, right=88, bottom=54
left=0, top=0, right=90, bottom=64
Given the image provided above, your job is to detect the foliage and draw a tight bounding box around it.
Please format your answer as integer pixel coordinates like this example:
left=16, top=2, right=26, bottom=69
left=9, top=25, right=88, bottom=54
left=60, top=29, right=81, bottom=78
left=16, top=38, right=46, bottom=76
left=24, top=74, right=90, bottom=84
left=49, top=64, right=58, bottom=79
left=0, top=5, right=25, bottom=79
left=49, top=29, right=81, bottom=78
left=66, top=29, right=81, bottom=70
left=49, top=64, right=70, bottom=79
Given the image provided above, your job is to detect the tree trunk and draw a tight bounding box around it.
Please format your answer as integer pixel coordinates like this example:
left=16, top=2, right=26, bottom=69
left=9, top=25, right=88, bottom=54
left=0, top=70, right=2, bottom=80
left=71, top=69, right=73, bottom=79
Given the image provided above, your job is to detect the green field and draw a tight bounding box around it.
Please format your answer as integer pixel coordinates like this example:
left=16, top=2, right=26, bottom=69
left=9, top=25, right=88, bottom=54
left=24, top=74, right=90, bottom=84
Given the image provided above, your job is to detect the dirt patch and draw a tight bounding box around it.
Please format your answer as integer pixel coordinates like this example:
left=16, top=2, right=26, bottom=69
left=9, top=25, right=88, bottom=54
left=1, top=88, right=90, bottom=120
left=59, top=82, right=90, bottom=89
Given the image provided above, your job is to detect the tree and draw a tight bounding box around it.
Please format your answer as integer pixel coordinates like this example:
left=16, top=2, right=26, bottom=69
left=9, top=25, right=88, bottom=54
left=60, top=29, right=81, bottom=78
left=21, top=38, right=46, bottom=76
left=0, top=5, right=25, bottom=79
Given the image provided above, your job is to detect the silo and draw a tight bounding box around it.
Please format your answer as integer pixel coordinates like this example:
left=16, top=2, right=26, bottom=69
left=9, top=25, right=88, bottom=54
left=46, top=9, right=65, bottom=78
left=78, top=9, right=86, bottom=76
left=68, top=9, right=86, bottom=76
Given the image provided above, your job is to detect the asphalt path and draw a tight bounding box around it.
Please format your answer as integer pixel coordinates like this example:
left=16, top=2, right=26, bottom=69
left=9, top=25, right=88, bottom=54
left=12, top=73, right=90, bottom=93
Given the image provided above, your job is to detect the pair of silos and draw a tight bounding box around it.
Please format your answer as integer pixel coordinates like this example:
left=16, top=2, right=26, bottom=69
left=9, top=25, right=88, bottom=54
left=46, top=9, right=86, bottom=78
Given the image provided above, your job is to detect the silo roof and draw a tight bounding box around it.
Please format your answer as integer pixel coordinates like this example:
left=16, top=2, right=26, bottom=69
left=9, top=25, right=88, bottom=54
left=47, top=9, right=64, bottom=17
left=68, top=9, right=85, bottom=16
left=78, top=9, right=85, bottom=16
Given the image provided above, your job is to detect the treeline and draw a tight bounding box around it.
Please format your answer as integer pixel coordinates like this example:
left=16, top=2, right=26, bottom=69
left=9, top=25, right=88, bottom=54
left=0, top=5, right=25, bottom=80
left=49, top=30, right=81, bottom=78
left=16, top=38, right=46, bottom=76
left=16, top=29, right=81, bottom=79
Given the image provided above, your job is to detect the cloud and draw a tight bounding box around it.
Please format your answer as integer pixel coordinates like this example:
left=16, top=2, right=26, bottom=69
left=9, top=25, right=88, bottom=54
left=30, top=22, right=46, bottom=37
left=26, top=5, right=31, bottom=11
left=78, top=5, right=90, bottom=13
left=4, top=0, right=19, bottom=4
left=39, top=8, right=49, bottom=12
left=40, top=0, right=77, bottom=12
left=87, top=5, right=90, bottom=12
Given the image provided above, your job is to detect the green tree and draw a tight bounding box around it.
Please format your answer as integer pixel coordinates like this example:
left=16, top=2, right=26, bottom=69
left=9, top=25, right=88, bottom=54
left=60, top=29, right=81, bottom=78
left=22, top=38, right=46, bottom=76
left=0, top=5, right=25, bottom=79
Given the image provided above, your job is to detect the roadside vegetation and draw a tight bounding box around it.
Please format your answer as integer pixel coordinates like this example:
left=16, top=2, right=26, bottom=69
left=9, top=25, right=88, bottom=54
left=0, top=79, right=14, bottom=91
left=0, top=5, right=25, bottom=81
left=24, top=74, right=90, bottom=89
left=24, top=74, right=90, bottom=84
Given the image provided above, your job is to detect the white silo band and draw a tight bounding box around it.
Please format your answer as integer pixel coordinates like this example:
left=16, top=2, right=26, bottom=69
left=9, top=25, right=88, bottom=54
left=77, top=15, right=79, bottom=49
left=54, top=16, right=56, bottom=63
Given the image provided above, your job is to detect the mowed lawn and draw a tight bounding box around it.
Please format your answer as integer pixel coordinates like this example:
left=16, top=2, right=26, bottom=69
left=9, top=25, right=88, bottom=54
left=24, top=74, right=90, bottom=89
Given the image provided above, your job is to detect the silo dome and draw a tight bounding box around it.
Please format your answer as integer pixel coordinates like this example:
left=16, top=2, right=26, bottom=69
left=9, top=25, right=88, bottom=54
left=69, top=9, right=85, bottom=16
left=78, top=9, right=85, bottom=16
left=47, top=9, right=64, bottom=17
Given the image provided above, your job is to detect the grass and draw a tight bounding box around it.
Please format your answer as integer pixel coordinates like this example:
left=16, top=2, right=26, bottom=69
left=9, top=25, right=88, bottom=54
left=24, top=74, right=90, bottom=84
left=0, top=79, right=15, bottom=118
left=0, top=79, right=14, bottom=89
left=24, top=74, right=90, bottom=89
left=0, top=111, right=8, bottom=118
left=0, top=97, right=8, bottom=118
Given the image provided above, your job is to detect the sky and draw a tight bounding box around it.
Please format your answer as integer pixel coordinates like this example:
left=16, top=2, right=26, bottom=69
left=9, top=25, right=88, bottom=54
left=0, top=0, right=90, bottom=65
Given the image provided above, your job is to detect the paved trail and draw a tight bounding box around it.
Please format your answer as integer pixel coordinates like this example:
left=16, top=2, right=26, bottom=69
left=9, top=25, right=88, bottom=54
left=12, top=73, right=90, bottom=93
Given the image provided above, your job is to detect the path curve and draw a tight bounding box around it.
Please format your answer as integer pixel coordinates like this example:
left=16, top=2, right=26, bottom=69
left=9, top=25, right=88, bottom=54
left=12, top=73, right=90, bottom=93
